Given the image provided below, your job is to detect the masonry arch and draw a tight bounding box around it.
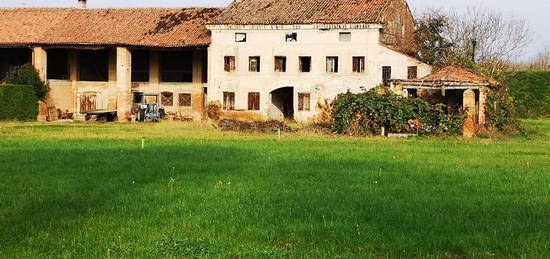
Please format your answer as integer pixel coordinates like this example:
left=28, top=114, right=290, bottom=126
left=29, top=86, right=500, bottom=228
left=269, top=87, right=294, bottom=121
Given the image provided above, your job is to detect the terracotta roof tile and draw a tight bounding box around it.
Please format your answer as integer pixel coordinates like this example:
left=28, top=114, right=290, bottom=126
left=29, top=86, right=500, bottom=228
left=0, top=8, right=223, bottom=47
left=410, top=66, right=490, bottom=84
left=210, top=0, right=391, bottom=25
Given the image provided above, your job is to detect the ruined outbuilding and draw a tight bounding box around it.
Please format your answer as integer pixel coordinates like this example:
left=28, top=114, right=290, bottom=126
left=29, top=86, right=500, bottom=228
left=391, top=67, right=499, bottom=137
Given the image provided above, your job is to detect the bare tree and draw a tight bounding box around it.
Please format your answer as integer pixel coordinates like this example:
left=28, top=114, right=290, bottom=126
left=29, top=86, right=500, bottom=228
left=415, top=8, right=531, bottom=77
left=524, top=47, right=550, bottom=70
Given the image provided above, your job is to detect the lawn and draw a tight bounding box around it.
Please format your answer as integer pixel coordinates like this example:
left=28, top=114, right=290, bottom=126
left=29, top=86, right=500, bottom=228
left=0, top=120, right=548, bottom=258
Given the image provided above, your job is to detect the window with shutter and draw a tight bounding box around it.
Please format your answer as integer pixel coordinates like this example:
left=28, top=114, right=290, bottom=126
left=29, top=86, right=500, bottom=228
left=274, top=56, right=287, bottom=72
left=298, top=93, right=311, bottom=111
left=408, top=66, right=418, bottom=79
left=248, top=92, right=260, bottom=110
left=382, top=66, right=392, bottom=86
left=353, top=57, right=365, bottom=73
left=224, top=56, right=236, bottom=72
left=223, top=92, right=235, bottom=110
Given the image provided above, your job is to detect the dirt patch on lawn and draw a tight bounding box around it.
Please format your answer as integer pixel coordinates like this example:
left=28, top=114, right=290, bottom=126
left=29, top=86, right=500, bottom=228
left=217, top=119, right=291, bottom=133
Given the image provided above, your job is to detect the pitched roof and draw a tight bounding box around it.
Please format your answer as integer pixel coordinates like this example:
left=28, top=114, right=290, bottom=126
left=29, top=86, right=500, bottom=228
left=0, top=8, right=223, bottom=48
left=210, top=0, right=392, bottom=25
left=411, top=67, right=491, bottom=84
left=395, top=66, right=499, bottom=87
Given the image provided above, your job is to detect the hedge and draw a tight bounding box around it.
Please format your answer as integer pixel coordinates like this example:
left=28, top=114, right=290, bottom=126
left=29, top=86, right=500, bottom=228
left=0, top=84, right=39, bottom=121
left=504, top=71, right=550, bottom=118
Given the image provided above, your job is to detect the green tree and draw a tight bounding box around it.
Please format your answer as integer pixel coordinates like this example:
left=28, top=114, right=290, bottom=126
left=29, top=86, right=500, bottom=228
left=3, top=64, right=49, bottom=101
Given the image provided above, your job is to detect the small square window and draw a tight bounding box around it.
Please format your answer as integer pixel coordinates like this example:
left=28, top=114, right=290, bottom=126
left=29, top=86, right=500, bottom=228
left=224, top=56, right=236, bottom=72
left=161, top=92, right=174, bottom=106
left=179, top=93, right=192, bottom=107
left=235, top=33, right=247, bottom=42
left=274, top=56, right=287, bottom=72
left=353, top=57, right=365, bottom=73
left=285, top=32, right=297, bottom=42
left=298, top=93, right=311, bottom=111
left=248, top=92, right=260, bottom=111
left=249, top=56, right=261, bottom=72
left=299, top=57, right=311, bottom=72
left=223, top=92, right=235, bottom=110
left=326, top=57, right=339, bottom=73
left=339, top=32, right=351, bottom=42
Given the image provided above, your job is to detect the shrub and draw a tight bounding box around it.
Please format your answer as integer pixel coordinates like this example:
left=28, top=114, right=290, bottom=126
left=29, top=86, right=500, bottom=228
left=0, top=84, right=39, bottom=121
left=331, top=89, right=464, bottom=136
left=485, top=87, right=524, bottom=134
left=206, top=101, right=222, bottom=121
left=503, top=71, right=550, bottom=118
left=3, top=64, right=49, bottom=101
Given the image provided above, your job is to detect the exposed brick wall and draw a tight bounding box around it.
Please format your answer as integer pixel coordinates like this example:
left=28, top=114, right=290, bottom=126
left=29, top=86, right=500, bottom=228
left=379, top=0, right=416, bottom=53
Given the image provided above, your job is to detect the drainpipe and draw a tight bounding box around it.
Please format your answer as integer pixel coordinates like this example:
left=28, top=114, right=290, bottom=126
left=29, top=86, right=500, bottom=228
left=78, top=0, right=87, bottom=9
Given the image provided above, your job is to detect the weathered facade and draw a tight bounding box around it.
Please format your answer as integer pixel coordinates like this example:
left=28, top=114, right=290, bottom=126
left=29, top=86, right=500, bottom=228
left=0, top=0, right=430, bottom=122
left=207, top=0, right=430, bottom=122
left=0, top=8, right=220, bottom=121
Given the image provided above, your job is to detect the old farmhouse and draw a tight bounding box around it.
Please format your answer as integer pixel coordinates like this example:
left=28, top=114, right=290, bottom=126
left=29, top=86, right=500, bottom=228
left=0, top=0, right=431, bottom=122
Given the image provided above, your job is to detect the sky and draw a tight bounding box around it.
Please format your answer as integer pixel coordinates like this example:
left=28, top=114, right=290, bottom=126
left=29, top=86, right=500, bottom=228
left=1, top=0, right=548, bottom=60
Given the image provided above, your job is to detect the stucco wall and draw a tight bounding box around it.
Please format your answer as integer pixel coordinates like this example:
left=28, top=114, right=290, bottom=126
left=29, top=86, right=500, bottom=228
left=208, top=25, right=431, bottom=122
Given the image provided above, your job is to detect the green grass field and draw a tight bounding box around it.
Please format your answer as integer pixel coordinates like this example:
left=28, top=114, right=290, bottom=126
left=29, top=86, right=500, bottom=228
left=0, top=120, right=548, bottom=258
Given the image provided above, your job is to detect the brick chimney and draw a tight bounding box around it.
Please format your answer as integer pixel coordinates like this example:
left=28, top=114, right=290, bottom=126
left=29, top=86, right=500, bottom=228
left=78, top=0, right=87, bottom=9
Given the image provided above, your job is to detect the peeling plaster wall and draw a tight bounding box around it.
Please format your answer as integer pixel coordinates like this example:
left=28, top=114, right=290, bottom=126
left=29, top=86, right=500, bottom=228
left=208, top=25, right=431, bottom=122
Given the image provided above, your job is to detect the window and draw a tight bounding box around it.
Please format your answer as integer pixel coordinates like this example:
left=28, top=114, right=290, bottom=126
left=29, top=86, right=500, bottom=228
left=326, top=57, right=339, bottom=73
left=235, top=33, right=247, bottom=42
left=274, top=56, right=287, bottom=72
left=224, top=56, right=236, bottom=72
left=353, top=57, right=365, bottom=73
left=78, top=50, right=108, bottom=81
left=223, top=92, right=235, bottom=110
left=47, top=49, right=69, bottom=80
left=160, top=51, right=193, bottom=82
left=132, top=50, right=149, bottom=82
left=248, top=92, right=260, bottom=111
left=249, top=56, right=260, bottom=72
left=285, top=32, right=297, bottom=42
left=299, top=57, right=311, bottom=72
left=179, top=93, right=192, bottom=107
left=339, top=32, right=351, bottom=42
left=408, top=66, right=418, bottom=79
left=298, top=93, right=311, bottom=111
left=382, top=66, right=392, bottom=86
left=161, top=92, right=174, bottom=106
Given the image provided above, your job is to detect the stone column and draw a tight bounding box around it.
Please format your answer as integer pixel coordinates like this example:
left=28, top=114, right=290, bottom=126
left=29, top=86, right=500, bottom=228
left=116, top=47, right=132, bottom=121
left=32, top=47, right=47, bottom=81
left=32, top=47, right=47, bottom=121
left=478, top=87, right=489, bottom=130
left=192, top=50, right=205, bottom=119
left=463, top=89, right=476, bottom=137
left=149, top=51, right=160, bottom=89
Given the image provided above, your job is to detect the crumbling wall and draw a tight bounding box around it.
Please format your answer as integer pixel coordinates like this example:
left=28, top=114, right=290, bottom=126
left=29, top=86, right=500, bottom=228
left=379, top=0, right=416, bottom=53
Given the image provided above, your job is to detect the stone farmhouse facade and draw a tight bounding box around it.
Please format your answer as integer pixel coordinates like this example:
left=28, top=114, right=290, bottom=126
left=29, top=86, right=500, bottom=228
left=0, top=0, right=431, bottom=122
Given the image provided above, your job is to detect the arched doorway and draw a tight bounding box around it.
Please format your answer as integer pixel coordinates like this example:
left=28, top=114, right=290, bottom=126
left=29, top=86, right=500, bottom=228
left=270, top=87, right=294, bottom=121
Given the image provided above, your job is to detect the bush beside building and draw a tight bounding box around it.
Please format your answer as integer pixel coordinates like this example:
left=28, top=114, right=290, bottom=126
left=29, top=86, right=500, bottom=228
left=0, top=84, right=39, bottom=121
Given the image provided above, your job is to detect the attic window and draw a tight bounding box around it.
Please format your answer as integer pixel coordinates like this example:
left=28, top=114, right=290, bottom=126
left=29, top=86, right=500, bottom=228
left=339, top=32, right=351, bottom=42
left=285, top=32, right=297, bottom=42
left=235, top=33, right=247, bottom=42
